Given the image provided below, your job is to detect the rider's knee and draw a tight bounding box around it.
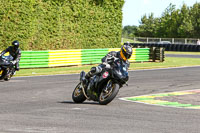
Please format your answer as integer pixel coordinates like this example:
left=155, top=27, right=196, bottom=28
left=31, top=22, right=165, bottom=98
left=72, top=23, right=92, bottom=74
left=90, top=66, right=102, bottom=74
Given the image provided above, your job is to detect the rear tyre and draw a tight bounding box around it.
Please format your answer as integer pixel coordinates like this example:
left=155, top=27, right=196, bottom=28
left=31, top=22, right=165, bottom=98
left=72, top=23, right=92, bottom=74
left=72, top=82, right=86, bottom=103
left=4, top=76, right=11, bottom=81
left=99, top=82, right=120, bottom=105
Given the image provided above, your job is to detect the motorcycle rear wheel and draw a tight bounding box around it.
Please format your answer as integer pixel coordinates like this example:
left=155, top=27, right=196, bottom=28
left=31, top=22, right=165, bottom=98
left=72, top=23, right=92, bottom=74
left=72, top=82, right=86, bottom=103
left=99, top=82, right=120, bottom=105
left=4, top=75, right=11, bottom=81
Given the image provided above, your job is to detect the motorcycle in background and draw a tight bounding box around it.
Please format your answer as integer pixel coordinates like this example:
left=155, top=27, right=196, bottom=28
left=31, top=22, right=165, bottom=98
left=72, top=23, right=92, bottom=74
left=72, top=57, right=129, bottom=105
left=0, top=55, right=15, bottom=81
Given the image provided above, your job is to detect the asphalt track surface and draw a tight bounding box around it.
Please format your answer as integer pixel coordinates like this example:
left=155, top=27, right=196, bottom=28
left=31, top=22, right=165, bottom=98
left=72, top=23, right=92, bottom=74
left=1, top=67, right=200, bottom=133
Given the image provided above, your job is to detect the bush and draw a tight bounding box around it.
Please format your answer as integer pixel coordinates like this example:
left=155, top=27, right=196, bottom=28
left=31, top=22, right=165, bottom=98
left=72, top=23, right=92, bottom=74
left=0, top=0, right=124, bottom=50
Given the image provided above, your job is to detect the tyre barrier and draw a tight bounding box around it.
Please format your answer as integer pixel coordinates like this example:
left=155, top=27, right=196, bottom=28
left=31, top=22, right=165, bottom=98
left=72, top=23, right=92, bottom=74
left=124, top=43, right=165, bottom=62
left=149, top=47, right=165, bottom=62
left=129, top=43, right=200, bottom=52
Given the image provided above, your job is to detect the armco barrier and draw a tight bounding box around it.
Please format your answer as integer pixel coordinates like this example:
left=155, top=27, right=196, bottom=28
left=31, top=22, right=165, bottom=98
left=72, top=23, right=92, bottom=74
left=81, top=49, right=109, bottom=65
left=14, top=48, right=150, bottom=68
left=20, top=51, right=49, bottom=68
left=135, top=48, right=149, bottom=61
left=48, top=50, right=82, bottom=67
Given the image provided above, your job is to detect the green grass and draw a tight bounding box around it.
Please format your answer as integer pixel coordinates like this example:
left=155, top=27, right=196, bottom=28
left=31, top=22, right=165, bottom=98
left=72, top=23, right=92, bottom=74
left=15, top=57, right=200, bottom=77
left=129, top=57, right=200, bottom=70
left=16, top=65, right=92, bottom=77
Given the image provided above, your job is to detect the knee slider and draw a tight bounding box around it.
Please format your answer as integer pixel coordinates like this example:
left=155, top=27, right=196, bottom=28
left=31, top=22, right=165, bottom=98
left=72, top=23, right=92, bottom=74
left=90, top=66, right=102, bottom=74
left=90, top=67, right=96, bottom=74
left=96, top=66, right=102, bottom=73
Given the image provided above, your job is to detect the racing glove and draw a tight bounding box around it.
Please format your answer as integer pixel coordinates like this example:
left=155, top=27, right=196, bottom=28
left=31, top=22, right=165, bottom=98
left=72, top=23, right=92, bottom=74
left=102, top=62, right=111, bottom=69
left=11, top=60, right=17, bottom=65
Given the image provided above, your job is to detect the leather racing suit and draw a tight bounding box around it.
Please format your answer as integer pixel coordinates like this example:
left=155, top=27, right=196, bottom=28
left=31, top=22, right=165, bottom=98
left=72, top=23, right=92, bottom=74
left=0, top=46, right=21, bottom=71
left=85, top=51, right=130, bottom=79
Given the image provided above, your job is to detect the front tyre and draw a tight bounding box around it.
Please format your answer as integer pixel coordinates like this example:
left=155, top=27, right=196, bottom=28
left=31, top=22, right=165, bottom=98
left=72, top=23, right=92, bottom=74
left=0, top=69, right=7, bottom=80
left=4, top=69, right=12, bottom=81
left=99, top=82, right=120, bottom=105
left=72, top=82, right=86, bottom=103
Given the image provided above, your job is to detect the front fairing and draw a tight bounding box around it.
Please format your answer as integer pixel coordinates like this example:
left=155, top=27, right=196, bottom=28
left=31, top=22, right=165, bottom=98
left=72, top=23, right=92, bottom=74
left=87, top=61, right=129, bottom=100
left=0, top=55, right=13, bottom=66
left=113, top=61, right=129, bottom=83
left=87, top=71, right=111, bottom=100
left=91, top=72, right=109, bottom=91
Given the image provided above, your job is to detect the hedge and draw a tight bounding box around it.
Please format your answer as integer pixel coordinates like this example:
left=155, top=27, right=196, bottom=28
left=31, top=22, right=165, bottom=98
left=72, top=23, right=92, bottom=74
left=0, top=0, right=124, bottom=50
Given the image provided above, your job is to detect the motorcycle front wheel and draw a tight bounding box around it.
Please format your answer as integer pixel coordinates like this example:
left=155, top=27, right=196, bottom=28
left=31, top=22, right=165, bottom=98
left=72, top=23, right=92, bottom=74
left=4, top=69, right=14, bottom=81
left=72, top=82, right=87, bottom=103
left=0, top=69, right=7, bottom=80
left=99, top=81, right=120, bottom=105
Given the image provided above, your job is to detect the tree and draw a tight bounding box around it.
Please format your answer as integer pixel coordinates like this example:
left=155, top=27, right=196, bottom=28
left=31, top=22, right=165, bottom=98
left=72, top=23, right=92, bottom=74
left=190, top=2, right=200, bottom=37
left=123, top=2, right=200, bottom=38
left=178, top=4, right=194, bottom=38
left=137, top=13, right=158, bottom=37
left=158, top=3, right=181, bottom=38
left=122, top=25, right=137, bottom=38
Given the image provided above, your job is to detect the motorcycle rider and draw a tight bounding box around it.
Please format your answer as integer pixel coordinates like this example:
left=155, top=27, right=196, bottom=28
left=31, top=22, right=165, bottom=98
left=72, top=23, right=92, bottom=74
left=83, top=43, right=133, bottom=87
left=0, top=40, right=21, bottom=72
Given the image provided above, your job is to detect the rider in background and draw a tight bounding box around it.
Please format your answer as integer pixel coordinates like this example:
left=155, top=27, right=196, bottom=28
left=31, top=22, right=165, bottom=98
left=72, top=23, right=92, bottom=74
left=0, top=40, right=21, bottom=72
left=83, top=43, right=133, bottom=86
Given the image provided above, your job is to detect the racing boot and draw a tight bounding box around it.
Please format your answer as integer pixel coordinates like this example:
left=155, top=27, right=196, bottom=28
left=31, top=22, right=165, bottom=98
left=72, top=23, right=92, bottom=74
left=85, top=67, right=98, bottom=80
left=83, top=66, right=102, bottom=88
left=83, top=67, right=97, bottom=89
left=86, top=66, right=102, bottom=79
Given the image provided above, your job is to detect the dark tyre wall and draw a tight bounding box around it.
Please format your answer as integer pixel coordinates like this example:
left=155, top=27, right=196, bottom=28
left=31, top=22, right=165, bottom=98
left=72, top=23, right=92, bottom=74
left=130, top=43, right=200, bottom=52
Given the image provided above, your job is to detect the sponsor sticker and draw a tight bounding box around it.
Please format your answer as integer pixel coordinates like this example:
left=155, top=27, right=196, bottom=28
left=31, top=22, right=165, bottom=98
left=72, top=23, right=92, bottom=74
left=103, top=71, right=109, bottom=78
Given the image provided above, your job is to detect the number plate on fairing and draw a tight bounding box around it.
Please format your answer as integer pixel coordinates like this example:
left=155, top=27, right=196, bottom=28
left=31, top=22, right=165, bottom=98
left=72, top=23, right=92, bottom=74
left=103, top=71, right=109, bottom=78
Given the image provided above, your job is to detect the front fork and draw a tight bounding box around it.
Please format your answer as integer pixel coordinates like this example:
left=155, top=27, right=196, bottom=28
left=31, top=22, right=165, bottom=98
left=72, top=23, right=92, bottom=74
left=80, top=82, right=90, bottom=100
left=80, top=71, right=90, bottom=100
left=103, top=80, right=112, bottom=93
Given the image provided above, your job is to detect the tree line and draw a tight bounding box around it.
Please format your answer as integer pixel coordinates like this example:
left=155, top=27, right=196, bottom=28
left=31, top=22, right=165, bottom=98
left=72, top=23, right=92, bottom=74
left=122, top=2, right=200, bottom=39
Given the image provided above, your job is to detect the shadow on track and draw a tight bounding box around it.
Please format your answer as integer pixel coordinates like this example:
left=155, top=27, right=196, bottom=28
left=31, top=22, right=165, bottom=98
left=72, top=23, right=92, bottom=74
left=58, top=101, right=99, bottom=105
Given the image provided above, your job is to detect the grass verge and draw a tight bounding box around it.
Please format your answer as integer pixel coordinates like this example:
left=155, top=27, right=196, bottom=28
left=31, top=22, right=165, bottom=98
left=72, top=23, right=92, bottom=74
left=129, top=57, right=200, bottom=70
left=15, top=57, right=200, bottom=77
